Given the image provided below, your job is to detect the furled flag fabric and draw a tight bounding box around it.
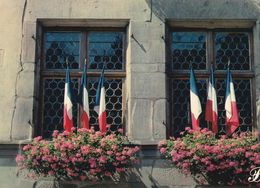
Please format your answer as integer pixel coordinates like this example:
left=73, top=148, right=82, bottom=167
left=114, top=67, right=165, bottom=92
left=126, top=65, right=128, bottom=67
left=94, top=67, right=107, bottom=132
left=225, top=68, right=239, bottom=135
left=190, top=68, right=202, bottom=130
left=79, top=63, right=90, bottom=129
left=205, top=66, right=218, bottom=133
left=63, top=65, right=73, bottom=132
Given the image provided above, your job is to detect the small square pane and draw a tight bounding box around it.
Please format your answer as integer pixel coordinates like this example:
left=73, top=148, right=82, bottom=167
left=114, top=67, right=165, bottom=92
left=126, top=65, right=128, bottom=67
left=215, top=32, right=250, bottom=70
left=172, top=32, right=207, bottom=70
left=44, top=32, right=80, bottom=69
left=88, top=32, right=123, bottom=70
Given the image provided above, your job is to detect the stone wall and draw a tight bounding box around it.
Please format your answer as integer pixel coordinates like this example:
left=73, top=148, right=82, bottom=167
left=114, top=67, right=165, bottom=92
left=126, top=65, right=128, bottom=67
left=0, top=0, right=260, bottom=187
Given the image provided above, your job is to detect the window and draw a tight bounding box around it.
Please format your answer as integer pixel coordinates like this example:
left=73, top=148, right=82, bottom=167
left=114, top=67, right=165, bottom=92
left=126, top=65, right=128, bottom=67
left=36, top=28, right=125, bottom=138
left=167, top=29, right=254, bottom=137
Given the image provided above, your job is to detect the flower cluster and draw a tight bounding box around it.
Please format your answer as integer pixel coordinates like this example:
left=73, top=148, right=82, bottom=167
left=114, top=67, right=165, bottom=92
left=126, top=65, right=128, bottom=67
left=159, top=128, right=260, bottom=186
left=16, top=128, right=139, bottom=181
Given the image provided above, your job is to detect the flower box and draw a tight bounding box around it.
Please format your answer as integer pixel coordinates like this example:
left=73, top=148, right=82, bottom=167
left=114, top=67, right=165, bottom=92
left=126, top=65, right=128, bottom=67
left=159, top=128, right=260, bottom=186
left=16, top=128, right=139, bottom=182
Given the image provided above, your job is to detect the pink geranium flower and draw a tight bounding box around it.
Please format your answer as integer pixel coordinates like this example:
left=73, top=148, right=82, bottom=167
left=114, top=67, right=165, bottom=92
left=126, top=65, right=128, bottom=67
left=16, top=128, right=139, bottom=182
left=158, top=128, right=260, bottom=186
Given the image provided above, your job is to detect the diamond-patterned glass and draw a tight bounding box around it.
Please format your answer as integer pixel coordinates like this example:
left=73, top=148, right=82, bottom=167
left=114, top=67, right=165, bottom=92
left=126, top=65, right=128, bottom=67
left=44, top=32, right=80, bottom=69
left=172, top=32, right=207, bottom=70
left=43, top=78, right=79, bottom=138
left=88, top=32, right=123, bottom=70
left=215, top=32, right=250, bottom=70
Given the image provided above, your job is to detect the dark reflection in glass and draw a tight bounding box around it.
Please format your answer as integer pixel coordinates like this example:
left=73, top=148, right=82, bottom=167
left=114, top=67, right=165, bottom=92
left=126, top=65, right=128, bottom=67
left=171, top=78, right=252, bottom=136
left=44, top=32, right=80, bottom=69
left=88, top=32, right=123, bottom=70
left=215, top=32, right=250, bottom=70
left=171, top=79, right=207, bottom=137
left=88, top=78, right=123, bottom=132
left=172, top=32, right=206, bottom=70
left=43, top=78, right=78, bottom=138
left=216, top=79, right=252, bottom=134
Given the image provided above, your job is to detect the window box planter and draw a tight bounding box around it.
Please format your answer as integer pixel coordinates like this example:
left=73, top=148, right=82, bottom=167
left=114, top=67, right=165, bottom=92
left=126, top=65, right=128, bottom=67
left=16, top=128, right=139, bottom=183
left=159, top=128, right=260, bottom=186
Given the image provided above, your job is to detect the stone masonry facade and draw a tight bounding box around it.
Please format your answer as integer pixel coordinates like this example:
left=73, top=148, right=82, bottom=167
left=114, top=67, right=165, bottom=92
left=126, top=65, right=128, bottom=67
left=0, top=0, right=260, bottom=187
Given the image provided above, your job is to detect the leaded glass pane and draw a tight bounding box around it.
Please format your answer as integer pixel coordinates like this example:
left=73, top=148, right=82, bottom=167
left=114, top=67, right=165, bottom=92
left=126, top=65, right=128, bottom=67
left=42, top=78, right=123, bottom=137
left=216, top=79, right=252, bottom=134
left=171, top=78, right=252, bottom=136
left=43, top=78, right=79, bottom=138
left=171, top=79, right=207, bottom=137
left=215, top=32, right=250, bottom=70
left=88, top=32, right=123, bottom=70
left=44, top=32, right=80, bottom=69
left=172, top=32, right=206, bottom=70
left=88, top=79, right=123, bottom=132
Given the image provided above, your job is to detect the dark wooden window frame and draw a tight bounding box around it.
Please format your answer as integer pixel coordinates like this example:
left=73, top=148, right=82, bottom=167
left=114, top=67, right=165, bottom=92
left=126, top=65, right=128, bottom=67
left=33, top=25, right=127, bottom=137
left=166, top=27, right=256, bottom=137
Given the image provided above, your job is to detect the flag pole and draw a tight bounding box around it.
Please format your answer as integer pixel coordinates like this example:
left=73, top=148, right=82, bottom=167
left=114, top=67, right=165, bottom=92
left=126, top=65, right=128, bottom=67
left=64, top=56, right=74, bottom=132
left=187, top=101, right=191, bottom=124
left=78, top=58, right=87, bottom=131
left=207, top=64, right=214, bottom=131
left=188, top=61, right=192, bottom=127
left=66, top=57, right=69, bottom=68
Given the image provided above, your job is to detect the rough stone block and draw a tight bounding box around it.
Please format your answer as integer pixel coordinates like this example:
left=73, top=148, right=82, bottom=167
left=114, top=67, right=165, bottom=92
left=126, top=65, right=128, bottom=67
left=131, top=63, right=158, bottom=73
left=22, top=22, right=36, bottom=63
left=130, top=21, right=164, bottom=42
left=153, top=99, right=166, bottom=140
left=130, top=39, right=165, bottom=64
left=23, top=62, right=35, bottom=72
left=131, top=72, right=165, bottom=99
left=129, top=20, right=165, bottom=64
left=131, top=63, right=165, bottom=73
left=0, top=95, right=15, bottom=141
left=17, top=71, right=35, bottom=97
left=11, top=97, right=33, bottom=140
left=28, top=0, right=149, bottom=22
left=138, top=159, right=196, bottom=187
left=130, top=99, right=153, bottom=141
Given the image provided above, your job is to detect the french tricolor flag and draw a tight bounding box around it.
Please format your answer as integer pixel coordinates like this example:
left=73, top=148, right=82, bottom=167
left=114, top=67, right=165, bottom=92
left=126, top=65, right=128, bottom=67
left=190, top=68, right=202, bottom=130
left=63, top=65, right=73, bottom=132
left=205, top=66, right=218, bottom=133
left=79, top=62, right=90, bottom=129
left=225, top=68, right=239, bottom=135
left=94, top=67, right=107, bottom=132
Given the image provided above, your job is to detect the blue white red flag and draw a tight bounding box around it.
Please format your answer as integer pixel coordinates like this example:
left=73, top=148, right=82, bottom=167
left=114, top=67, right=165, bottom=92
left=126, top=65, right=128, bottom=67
left=205, top=66, right=218, bottom=133
left=79, top=62, right=90, bottom=129
left=63, top=65, right=73, bottom=132
left=190, top=68, right=202, bottom=130
left=225, top=68, right=239, bottom=135
left=94, top=67, right=107, bottom=132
